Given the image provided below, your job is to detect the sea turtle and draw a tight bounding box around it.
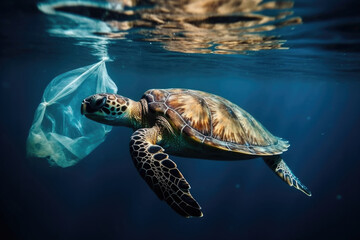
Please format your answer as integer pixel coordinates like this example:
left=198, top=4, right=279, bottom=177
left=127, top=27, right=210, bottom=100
left=81, top=88, right=311, bottom=217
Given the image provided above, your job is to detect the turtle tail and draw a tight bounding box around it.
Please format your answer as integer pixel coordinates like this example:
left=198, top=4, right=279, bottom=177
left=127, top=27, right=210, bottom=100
left=263, top=155, right=312, bottom=196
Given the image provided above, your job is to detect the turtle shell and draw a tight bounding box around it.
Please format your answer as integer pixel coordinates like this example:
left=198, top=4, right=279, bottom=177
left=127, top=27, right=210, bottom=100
left=143, top=89, right=289, bottom=156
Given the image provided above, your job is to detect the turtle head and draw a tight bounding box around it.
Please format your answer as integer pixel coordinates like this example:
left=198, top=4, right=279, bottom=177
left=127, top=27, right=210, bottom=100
left=81, top=93, right=138, bottom=127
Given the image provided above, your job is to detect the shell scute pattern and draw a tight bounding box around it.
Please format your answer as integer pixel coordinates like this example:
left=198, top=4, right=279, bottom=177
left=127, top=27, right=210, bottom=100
left=152, top=89, right=169, bottom=102
left=144, top=89, right=289, bottom=155
left=166, top=93, right=212, bottom=136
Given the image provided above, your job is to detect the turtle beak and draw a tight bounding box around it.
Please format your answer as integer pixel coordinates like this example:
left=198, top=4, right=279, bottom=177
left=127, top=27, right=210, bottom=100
left=80, top=98, right=89, bottom=115
left=81, top=102, right=86, bottom=115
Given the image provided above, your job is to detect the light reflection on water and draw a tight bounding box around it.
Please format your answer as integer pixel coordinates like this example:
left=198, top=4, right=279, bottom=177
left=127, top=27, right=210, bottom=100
left=38, top=0, right=302, bottom=55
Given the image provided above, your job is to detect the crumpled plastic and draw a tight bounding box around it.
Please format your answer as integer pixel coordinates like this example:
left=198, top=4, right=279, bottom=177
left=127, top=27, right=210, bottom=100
left=27, top=58, right=117, bottom=167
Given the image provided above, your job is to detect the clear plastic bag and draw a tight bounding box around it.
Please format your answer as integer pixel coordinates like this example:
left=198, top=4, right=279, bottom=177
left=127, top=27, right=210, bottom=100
left=27, top=58, right=117, bottom=167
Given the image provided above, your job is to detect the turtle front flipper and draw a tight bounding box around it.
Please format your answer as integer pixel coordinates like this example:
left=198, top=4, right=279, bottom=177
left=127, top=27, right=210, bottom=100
left=263, top=155, right=312, bottom=196
left=129, top=127, right=203, bottom=218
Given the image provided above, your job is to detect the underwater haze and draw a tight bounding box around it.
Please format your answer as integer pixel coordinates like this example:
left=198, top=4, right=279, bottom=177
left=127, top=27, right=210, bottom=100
left=1, top=0, right=360, bottom=239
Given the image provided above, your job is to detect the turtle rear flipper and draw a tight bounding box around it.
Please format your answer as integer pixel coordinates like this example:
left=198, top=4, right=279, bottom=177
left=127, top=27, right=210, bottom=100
left=263, top=156, right=312, bottom=196
left=129, top=126, right=203, bottom=218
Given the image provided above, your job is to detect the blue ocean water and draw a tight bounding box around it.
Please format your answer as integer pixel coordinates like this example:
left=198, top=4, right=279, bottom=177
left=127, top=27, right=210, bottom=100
left=1, top=0, right=360, bottom=239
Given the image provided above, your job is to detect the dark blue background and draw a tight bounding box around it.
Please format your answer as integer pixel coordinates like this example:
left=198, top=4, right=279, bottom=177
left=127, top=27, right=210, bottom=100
left=1, top=0, right=360, bottom=239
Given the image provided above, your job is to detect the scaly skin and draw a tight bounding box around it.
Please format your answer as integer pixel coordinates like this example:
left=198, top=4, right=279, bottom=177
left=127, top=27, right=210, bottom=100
left=130, top=126, right=203, bottom=218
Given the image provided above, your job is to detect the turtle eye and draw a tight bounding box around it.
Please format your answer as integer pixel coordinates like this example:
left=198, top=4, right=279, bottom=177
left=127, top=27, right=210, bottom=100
left=95, top=97, right=106, bottom=106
